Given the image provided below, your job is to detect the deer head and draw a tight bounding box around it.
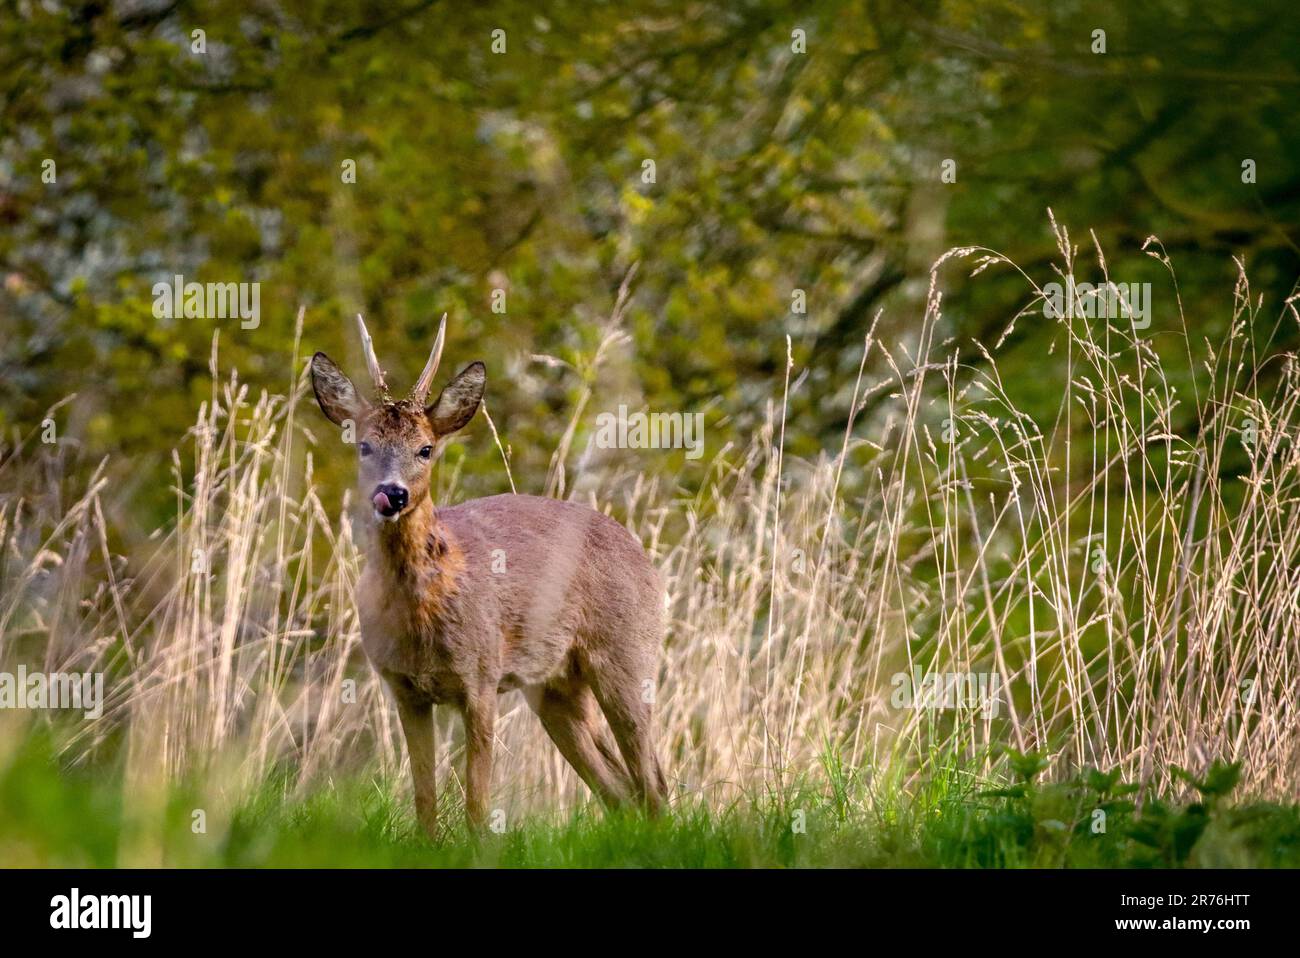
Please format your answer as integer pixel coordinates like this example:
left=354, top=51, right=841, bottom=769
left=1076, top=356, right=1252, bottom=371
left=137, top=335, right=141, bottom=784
left=310, top=313, right=486, bottom=521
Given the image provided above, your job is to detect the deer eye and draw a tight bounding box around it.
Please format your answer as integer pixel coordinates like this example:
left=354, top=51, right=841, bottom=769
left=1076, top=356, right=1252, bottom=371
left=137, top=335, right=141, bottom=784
left=417, top=445, right=433, bottom=460
left=358, top=441, right=372, bottom=457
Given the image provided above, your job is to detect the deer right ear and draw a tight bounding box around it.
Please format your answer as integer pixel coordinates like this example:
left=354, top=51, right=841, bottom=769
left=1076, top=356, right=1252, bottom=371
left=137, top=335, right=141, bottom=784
left=310, top=352, right=365, bottom=426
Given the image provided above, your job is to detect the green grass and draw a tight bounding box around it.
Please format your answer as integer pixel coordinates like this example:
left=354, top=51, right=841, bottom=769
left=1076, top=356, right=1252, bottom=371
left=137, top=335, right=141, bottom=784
left=4, top=733, right=1299, bottom=868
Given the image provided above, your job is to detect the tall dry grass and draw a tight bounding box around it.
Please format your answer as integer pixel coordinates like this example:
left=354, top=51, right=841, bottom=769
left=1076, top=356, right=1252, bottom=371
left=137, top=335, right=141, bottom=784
left=2, top=228, right=1298, bottom=836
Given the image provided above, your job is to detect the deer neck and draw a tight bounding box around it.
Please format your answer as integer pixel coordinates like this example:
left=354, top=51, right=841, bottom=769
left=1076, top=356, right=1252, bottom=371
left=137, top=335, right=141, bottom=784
left=372, top=495, right=457, bottom=591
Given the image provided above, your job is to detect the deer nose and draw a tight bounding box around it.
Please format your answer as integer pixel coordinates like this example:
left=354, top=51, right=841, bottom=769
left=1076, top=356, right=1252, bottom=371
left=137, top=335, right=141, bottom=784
left=372, top=483, right=408, bottom=517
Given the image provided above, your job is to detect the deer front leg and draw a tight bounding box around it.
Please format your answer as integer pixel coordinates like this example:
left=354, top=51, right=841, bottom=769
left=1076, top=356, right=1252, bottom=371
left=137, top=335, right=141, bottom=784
left=392, top=683, right=439, bottom=840
left=461, top=686, right=497, bottom=830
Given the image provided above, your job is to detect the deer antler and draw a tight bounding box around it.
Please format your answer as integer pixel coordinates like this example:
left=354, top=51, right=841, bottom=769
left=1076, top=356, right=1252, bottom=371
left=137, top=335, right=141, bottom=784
left=411, top=312, right=447, bottom=404
left=355, top=313, right=389, bottom=399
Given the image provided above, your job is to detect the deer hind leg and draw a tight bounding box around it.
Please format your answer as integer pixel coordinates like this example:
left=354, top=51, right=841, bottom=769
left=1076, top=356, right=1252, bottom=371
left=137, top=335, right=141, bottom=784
left=528, top=681, right=632, bottom=808
left=586, top=656, right=668, bottom=816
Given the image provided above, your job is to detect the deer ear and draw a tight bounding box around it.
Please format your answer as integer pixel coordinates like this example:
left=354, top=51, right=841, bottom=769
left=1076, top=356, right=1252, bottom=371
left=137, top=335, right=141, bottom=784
left=310, top=352, right=365, bottom=426
left=427, top=361, right=485, bottom=436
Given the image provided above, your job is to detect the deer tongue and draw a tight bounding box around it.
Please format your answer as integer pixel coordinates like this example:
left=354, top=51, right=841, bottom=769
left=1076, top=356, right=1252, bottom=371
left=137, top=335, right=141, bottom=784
left=372, top=491, right=392, bottom=512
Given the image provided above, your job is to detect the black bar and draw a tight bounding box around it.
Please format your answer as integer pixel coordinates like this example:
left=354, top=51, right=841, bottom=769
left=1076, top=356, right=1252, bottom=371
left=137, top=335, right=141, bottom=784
left=0, top=868, right=1285, bottom=944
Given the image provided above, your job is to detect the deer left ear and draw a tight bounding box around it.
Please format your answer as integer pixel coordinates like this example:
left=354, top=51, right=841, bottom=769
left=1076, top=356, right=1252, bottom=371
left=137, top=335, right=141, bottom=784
left=427, top=361, right=486, bottom=436
left=311, top=352, right=367, bottom=426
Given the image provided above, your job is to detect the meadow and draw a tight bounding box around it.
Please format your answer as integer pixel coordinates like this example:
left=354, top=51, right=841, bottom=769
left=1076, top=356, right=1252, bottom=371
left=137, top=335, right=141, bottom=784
left=5, top=728, right=1299, bottom=867
left=2, top=233, right=1300, bottom=867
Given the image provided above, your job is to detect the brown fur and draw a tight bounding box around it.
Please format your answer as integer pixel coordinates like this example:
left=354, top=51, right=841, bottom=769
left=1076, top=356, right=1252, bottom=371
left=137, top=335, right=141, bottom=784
left=310, top=350, right=668, bottom=834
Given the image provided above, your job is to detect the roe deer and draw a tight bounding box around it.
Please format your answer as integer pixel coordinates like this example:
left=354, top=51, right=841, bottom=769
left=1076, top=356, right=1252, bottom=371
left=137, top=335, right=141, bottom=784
left=310, top=314, right=668, bottom=834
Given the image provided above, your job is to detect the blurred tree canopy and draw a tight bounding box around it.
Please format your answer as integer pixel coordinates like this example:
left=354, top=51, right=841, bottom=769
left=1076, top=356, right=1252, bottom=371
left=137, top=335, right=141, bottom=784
left=2, top=0, right=1298, bottom=510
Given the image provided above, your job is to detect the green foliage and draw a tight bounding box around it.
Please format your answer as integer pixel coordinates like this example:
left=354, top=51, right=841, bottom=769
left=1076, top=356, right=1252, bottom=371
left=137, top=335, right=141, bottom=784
left=3, top=1, right=1298, bottom=515
left=959, top=755, right=1300, bottom=868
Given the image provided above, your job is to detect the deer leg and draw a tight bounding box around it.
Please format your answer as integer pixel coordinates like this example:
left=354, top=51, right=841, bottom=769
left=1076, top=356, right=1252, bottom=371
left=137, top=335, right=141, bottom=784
left=588, top=667, right=668, bottom=816
left=590, top=724, right=632, bottom=790
left=528, top=683, right=632, bottom=808
left=390, top=682, right=439, bottom=840
left=461, top=686, right=497, bottom=829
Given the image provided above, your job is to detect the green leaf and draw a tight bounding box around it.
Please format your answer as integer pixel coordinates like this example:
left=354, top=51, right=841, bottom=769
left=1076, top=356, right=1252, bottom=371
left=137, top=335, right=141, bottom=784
left=1005, top=748, right=1049, bottom=784
left=1200, top=761, right=1242, bottom=798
